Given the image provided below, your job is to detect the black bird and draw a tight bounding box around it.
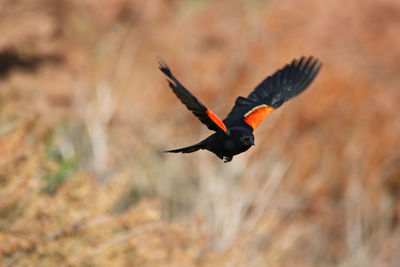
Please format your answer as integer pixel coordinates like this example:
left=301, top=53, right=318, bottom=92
left=160, top=56, right=322, bottom=162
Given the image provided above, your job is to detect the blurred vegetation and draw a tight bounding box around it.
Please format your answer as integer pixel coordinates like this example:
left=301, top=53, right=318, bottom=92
left=42, top=122, right=79, bottom=194
left=1, top=0, right=400, bottom=266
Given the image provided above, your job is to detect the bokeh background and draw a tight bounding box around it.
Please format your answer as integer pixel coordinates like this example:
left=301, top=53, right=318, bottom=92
left=1, top=0, right=399, bottom=266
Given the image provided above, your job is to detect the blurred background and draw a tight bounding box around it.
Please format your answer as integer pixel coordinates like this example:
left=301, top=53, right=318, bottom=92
left=1, top=0, right=399, bottom=266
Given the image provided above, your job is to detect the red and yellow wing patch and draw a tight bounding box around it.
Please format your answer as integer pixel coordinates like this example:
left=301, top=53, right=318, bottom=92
left=244, top=105, right=275, bottom=130
left=206, top=109, right=228, bottom=134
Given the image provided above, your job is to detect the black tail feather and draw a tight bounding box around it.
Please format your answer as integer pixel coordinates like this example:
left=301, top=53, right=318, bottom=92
left=164, top=142, right=204, bottom=154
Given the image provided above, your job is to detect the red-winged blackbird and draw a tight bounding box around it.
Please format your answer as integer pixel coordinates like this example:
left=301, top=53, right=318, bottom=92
left=160, top=56, right=322, bottom=162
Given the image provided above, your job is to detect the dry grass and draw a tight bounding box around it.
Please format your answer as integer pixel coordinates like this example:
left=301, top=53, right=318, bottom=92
left=1, top=0, right=400, bottom=266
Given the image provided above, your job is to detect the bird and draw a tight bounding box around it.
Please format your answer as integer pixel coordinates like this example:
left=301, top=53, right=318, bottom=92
left=160, top=56, right=322, bottom=162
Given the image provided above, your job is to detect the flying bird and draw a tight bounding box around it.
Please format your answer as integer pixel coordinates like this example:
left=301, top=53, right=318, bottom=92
left=160, top=56, right=322, bottom=162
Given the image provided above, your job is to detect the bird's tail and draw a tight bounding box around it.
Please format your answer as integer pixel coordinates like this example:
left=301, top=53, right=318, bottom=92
left=164, top=141, right=205, bottom=154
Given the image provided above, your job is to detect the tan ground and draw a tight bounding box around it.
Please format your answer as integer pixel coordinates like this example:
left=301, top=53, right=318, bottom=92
left=1, top=0, right=400, bottom=266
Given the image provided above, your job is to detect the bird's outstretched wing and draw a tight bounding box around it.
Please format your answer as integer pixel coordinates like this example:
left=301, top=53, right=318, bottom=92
left=159, top=61, right=229, bottom=135
left=223, top=56, right=322, bottom=131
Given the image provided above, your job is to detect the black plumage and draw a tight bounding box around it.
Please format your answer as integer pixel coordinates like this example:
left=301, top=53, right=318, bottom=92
left=160, top=56, right=322, bottom=162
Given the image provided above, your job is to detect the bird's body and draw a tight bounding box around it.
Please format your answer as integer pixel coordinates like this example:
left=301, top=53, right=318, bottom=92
left=169, top=127, right=254, bottom=162
left=206, top=127, right=254, bottom=161
left=160, top=56, right=322, bottom=162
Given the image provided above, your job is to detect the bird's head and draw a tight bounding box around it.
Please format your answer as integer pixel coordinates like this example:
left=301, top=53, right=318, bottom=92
left=241, top=135, right=255, bottom=146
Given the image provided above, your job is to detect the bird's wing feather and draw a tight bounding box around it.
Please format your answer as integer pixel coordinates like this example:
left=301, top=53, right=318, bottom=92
left=159, top=61, right=229, bottom=135
left=223, top=56, right=322, bottom=131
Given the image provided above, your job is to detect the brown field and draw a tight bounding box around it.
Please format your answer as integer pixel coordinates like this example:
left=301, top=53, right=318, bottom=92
left=1, top=0, right=400, bottom=266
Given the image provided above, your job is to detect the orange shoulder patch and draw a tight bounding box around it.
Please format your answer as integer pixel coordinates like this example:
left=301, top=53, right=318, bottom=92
left=206, top=109, right=228, bottom=134
left=244, top=105, right=275, bottom=130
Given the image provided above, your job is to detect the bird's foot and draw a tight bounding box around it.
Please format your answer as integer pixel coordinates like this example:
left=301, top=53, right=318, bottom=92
left=223, top=156, right=233, bottom=163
